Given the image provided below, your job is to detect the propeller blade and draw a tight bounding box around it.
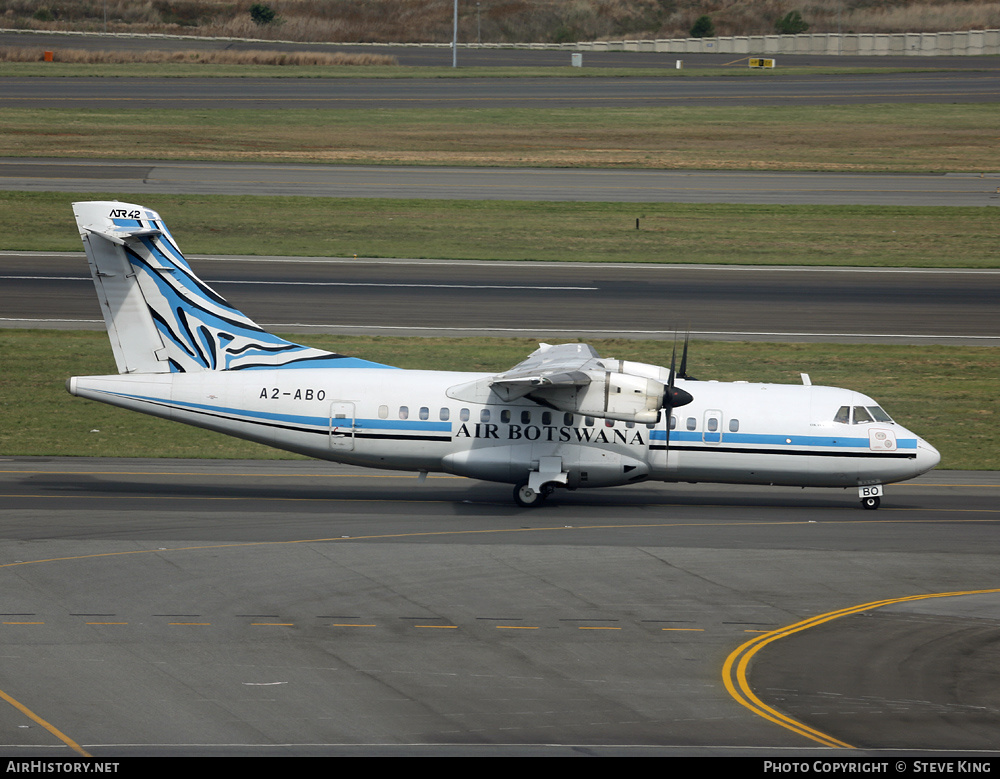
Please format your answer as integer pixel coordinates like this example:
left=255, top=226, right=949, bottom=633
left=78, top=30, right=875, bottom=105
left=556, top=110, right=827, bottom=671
left=678, top=330, right=695, bottom=381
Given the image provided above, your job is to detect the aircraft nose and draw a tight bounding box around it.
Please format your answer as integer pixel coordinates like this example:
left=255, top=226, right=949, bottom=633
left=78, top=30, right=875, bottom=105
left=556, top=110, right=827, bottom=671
left=915, top=438, right=941, bottom=475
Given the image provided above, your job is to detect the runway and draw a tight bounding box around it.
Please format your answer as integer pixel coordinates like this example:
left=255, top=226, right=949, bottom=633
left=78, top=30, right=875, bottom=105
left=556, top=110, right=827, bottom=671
left=0, top=458, right=997, bottom=755
left=3, top=252, right=997, bottom=345
left=3, top=159, right=999, bottom=206
left=3, top=70, right=999, bottom=109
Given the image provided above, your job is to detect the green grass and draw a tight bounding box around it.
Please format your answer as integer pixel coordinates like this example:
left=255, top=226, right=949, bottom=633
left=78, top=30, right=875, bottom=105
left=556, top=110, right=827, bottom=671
left=3, top=191, right=996, bottom=268
left=1, top=330, right=994, bottom=469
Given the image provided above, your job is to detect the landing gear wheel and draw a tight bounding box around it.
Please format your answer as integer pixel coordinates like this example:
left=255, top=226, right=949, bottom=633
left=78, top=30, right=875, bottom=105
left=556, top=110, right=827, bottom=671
left=861, top=496, right=881, bottom=510
left=514, top=482, right=545, bottom=508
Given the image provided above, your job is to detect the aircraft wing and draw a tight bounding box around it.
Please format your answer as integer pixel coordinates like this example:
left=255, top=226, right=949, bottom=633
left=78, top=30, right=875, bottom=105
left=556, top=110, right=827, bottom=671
left=490, top=343, right=600, bottom=401
left=489, top=342, right=671, bottom=424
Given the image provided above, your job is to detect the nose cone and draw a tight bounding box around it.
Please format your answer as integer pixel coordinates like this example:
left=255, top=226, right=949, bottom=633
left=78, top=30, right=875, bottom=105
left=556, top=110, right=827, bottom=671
left=915, top=438, right=941, bottom=475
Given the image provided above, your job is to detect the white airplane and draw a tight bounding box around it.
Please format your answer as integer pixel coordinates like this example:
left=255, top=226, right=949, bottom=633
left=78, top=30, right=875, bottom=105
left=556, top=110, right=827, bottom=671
left=68, top=201, right=940, bottom=509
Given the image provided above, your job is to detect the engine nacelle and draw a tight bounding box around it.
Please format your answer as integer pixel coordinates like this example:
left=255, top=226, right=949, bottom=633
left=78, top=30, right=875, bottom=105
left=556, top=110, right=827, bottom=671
left=531, top=370, right=665, bottom=424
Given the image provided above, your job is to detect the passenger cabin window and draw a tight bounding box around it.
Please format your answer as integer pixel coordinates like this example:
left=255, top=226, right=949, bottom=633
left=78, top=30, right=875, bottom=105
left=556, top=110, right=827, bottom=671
left=521, top=410, right=531, bottom=424
left=480, top=409, right=490, bottom=423
left=564, top=413, right=574, bottom=426
left=378, top=405, right=388, bottom=419
left=500, top=409, right=511, bottom=423
left=419, top=407, right=429, bottom=421
left=399, top=406, right=409, bottom=420
left=686, top=417, right=697, bottom=431
left=542, top=411, right=552, bottom=426
left=439, top=408, right=449, bottom=421
left=707, top=418, right=718, bottom=432
left=670, top=415, right=677, bottom=430
left=729, top=419, right=740, bottom=433
left=585, top=416, right=595, bottom=426
left=460, top=408, right=470, bottom=422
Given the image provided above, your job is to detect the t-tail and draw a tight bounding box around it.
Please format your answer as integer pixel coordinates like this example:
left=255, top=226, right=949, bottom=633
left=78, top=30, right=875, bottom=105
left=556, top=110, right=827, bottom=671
left=73, top=200, right=387, bottom=373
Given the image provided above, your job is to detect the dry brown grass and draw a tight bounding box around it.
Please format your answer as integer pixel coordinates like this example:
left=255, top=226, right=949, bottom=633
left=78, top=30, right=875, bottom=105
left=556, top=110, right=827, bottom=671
left=5, top=0, right=999, bottom=43
left=0, top=45, right=397, bottom=65
left=1, top=104, right=995, bottom=174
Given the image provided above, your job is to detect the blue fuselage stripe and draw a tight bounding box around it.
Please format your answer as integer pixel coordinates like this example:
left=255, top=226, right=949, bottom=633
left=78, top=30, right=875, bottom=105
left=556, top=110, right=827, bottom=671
left=102, top=390, right=450, bottom=432
left=650, top=430, right=917, bottom=449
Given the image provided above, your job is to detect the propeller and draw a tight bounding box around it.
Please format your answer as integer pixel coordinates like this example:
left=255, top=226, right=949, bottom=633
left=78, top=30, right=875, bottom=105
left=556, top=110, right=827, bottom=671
left=663, top=332, right=694, bottom=412
left=677, top=329, right=696, bottom=381
left=660, top=332, right=694, bottom=460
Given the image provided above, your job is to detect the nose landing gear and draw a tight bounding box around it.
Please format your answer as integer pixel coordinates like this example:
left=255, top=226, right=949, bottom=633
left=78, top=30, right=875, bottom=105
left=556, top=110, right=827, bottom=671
left=859, top=484, right=883, bottom=510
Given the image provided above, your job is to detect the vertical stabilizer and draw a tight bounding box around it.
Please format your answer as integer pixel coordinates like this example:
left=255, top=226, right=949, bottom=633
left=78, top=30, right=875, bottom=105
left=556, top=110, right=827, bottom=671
left=73, top=201, right=390, bottom=374
left=74, top=202, right=171, bottom=373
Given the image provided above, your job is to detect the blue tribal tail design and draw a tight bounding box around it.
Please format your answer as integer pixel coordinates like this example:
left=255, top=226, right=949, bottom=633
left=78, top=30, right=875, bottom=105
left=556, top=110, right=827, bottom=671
left=75, top=202, right=393, bottom=374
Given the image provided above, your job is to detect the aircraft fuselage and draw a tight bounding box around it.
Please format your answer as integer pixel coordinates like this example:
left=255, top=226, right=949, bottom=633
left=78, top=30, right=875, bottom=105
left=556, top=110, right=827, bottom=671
left=68, top=368, right=940, bottom=493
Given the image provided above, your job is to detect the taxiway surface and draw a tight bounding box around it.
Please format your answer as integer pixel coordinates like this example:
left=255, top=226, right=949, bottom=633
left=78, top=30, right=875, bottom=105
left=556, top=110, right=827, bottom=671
left=0, top=459, right=997, bottom=755
left=1, top=42, right=996, bottom=755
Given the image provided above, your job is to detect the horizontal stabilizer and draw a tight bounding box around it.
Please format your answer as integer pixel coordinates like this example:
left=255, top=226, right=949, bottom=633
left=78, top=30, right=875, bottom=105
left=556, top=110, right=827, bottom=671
left=81, top=225, right=163, bottom=245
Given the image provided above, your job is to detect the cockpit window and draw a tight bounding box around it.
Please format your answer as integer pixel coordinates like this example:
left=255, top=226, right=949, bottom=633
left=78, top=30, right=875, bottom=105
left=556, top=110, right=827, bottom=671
left=867, top=406, right=893, bottom=423
left=834, top=405, right=895, bottom=424
left=853, top=406, right=874, bottom=424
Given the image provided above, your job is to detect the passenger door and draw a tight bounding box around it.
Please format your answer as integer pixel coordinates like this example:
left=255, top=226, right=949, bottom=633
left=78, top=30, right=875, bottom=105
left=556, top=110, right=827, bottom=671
left=329, top=401, right=356, bottom=451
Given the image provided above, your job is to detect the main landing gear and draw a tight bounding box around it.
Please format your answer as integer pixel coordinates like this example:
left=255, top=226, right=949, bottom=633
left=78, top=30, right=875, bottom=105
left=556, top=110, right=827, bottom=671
left=861, top=495, right=881, bottom=510
left=513, top=456, right=569, bottom=508
left=514, top=481, right=555, bottom=508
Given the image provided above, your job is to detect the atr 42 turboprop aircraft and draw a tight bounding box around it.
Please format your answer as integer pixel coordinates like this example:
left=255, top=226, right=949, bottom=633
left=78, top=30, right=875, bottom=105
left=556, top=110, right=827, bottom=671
left=68, top=201, right=940, bottom=509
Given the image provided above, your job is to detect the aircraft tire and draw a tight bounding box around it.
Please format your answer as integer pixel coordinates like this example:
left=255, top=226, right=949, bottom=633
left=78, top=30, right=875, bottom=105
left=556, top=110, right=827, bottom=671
left=514, top=482, right=545, bottom=508
left=861, top=496, right=881, bottom=510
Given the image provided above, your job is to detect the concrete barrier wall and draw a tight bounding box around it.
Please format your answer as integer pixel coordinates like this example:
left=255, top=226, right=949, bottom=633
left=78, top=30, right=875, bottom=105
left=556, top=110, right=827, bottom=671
left=577, top=30, right=999, bottom=56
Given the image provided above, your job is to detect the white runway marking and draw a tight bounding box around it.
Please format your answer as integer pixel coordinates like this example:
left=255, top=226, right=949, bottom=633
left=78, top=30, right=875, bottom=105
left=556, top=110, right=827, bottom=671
left=0, top=275, right=596, bottom=291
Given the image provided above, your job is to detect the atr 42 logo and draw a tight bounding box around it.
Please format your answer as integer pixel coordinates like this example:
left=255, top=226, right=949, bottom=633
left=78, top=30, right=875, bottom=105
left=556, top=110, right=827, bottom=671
left=456, top=423, right=645, bottom=445
left=109, top=208, right=142, bottom=219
